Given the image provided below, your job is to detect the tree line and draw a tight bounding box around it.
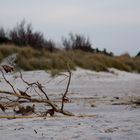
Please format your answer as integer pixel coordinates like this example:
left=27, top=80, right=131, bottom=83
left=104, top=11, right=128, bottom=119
left=0, top=20, right=119, bottom=56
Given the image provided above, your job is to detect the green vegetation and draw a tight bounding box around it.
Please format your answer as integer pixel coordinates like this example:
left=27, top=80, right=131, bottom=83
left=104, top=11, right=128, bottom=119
left=0, top=21, right=139, bottom=73
left=0, top=44, right=140, bottom=73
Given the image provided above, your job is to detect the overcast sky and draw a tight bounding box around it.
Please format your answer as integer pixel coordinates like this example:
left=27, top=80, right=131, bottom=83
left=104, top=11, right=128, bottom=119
left=0, top=0, right=140, bottom=55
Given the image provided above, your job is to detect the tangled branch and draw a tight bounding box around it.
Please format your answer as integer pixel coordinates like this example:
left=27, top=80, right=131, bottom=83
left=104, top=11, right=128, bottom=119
left=0, top=64, right=74, bottom=118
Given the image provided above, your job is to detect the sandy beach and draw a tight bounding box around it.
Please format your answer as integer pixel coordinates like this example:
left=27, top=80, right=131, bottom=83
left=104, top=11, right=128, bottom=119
left=0, top=68, right=140, bottom=140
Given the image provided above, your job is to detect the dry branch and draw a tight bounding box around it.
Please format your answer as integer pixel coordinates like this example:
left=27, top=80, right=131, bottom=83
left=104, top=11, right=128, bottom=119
left=0, top=65, right=74, bottom=117
left=0, top=69, right=18, bottom=95
left=61, top=63, right=71, bottom=111
left=0, top=89, right=74, bottom=116
left=19, top=71, right=50, bottom=100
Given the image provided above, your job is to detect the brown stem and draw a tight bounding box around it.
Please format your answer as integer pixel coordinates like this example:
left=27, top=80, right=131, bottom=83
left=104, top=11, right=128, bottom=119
left=0, top=90, right=74, bottom=116
left=19, top=71, right=49, bottom=100
left=61, top=63, right=71, bottom=111
left=36, top=81, right=49, bottom=100
left=0, top=70, right=18, bottom=96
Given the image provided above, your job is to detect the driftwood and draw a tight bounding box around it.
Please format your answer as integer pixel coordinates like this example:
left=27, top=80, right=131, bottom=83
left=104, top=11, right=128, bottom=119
left=0, top=63, right=74, bottom=118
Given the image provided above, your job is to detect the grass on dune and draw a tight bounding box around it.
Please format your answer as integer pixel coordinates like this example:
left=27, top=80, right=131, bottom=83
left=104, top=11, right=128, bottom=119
left=0, top=44, right=140, bottom=73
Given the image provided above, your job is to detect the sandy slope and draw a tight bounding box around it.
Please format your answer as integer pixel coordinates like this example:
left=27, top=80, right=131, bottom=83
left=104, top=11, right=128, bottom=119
left=0, top=68, right=140, bottom=140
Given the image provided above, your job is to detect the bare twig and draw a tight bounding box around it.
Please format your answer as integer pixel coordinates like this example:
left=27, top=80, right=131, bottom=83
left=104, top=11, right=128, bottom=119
left=56, top=76, right=68, bottom=85
left=0, top=70, right=18, bottom=96
left=0, top=96, right=14, bottom=102
left=36, top=81, right=50, bottom=100
left=33, top=88, right=44, bottom=100
left=19, top=71, right=50, bottom=100
left=61, top=63, right=72, bottom=111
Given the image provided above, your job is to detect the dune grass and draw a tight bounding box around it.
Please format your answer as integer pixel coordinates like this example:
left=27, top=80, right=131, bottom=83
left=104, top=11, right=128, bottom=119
left=0, top=44, right=140, bottom=73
